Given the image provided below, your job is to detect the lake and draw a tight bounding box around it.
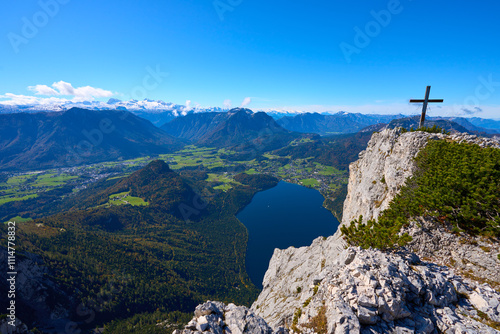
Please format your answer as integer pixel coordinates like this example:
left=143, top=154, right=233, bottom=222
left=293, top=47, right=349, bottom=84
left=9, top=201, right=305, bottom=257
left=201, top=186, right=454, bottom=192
left=236, top=181, right=339, bottom=288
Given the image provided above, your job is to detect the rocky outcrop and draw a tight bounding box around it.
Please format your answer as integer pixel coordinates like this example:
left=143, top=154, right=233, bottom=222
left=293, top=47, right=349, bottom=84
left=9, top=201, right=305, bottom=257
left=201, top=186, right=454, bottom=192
left=341, top=129, right=500, bottom=226
left=173, top=301, right=286, bottom=334
left=403, top=218, right=500, bottom=288
left=341, top=128, right=439, bottom=225
left=252, top=246, right=500, bottom=333
left=0, top=318, right=32, bottom=334
left=252, top=235, right=345, bottom=328
left=0, top=250, right=74, bottom=331
left=282, top=247, right=500, bottom=334
left=181, top=129, right=500, bottom=333
left=185, top=248, right=500, bottom=334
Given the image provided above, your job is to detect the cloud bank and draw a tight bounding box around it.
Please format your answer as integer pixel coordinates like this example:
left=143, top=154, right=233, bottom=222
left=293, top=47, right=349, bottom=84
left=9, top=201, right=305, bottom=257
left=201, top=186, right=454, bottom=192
left=27, top=81, right=114, bottom=100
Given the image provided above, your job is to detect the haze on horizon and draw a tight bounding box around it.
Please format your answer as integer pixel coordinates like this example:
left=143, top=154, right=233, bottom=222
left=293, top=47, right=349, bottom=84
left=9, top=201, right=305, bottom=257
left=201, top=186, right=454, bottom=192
left=0, top=0, right=499, bottom=118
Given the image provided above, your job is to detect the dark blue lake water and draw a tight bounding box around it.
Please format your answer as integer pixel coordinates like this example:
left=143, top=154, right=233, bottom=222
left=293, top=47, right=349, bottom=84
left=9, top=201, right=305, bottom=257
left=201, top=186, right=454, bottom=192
left=236, top=181, right=339, bottom=288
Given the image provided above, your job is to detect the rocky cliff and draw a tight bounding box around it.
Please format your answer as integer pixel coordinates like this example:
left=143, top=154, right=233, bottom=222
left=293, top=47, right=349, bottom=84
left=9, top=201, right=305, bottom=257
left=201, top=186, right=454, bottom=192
left=0, top=249, right=74, bottom=332
left=341, top=129, right=500, bottom=226
left=177, top=129, right=500, bottom=333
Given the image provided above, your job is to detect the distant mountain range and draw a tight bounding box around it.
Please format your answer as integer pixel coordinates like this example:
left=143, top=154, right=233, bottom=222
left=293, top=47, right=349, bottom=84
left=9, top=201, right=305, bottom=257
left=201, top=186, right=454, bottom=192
left=386, top=116, right=498, bottom=135
left=0, top=108, right=184, bottom=171
left=0, top=99, right=226, bottom=126
left=463, top=117, right=500, bottom=132
left=161, top=108, right=306, bottom=151
left=276, top=112, right=407, bottom=135
left=276, top=112, right=500, bottom=135
left=432, top=116, right=500, bottom=134
left=2, top=99, right=499, bottom=133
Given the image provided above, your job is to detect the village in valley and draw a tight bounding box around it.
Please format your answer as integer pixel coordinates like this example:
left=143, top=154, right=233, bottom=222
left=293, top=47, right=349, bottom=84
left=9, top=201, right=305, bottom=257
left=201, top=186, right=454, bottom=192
left=0, top=143, right=348, bottom=223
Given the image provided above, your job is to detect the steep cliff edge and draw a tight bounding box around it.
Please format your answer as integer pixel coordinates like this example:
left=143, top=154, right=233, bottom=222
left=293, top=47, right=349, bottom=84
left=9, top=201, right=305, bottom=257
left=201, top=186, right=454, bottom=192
left=341, top=128, right=437, bottom=225
left=250, top=129, right=500, bottom=331
left=342, top=129, right=500, bottom=288
left=341, top=129, right=499, bottom=226
left=177, top=247, right=500, bottom=334
left=177, top=129, right=500, bottom=333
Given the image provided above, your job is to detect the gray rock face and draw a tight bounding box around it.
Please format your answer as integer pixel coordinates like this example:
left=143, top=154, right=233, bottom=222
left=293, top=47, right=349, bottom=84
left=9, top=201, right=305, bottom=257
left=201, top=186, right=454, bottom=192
left=341, top=128, right=441, bottom=226
left=0, top=317, right=32, bottom=334
left=251, top=234, right=346, bottom=327
left=403, top=218, right=500, bottom=286
left=174, top=301, right=283, bottom=334
left=250, top=129, right=500, bottom=332
left=342, top=129, right=500, bottom=226
left=255, top=247, right=500, bottom=333
left=0, top=250, right=74, bottom=330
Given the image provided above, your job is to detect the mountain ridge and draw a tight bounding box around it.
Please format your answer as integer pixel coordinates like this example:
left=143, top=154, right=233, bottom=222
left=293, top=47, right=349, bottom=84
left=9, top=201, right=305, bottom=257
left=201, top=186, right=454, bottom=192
left=2, top=100, right=499, bottom=132
left=161, top=108, right=305, bottom=151
left=276, top=112, right=406, bottom=135
left=0, top=108, right=184, bottom=171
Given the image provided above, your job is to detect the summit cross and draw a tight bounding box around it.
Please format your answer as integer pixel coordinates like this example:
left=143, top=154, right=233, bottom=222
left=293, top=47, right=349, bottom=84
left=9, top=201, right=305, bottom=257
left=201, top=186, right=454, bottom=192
left=409, top=86, right=444, bottom=128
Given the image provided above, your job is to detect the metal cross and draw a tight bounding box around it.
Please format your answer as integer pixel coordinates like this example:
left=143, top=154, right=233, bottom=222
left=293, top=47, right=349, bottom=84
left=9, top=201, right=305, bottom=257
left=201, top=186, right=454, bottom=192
left=409, top=86, right=444, bottom=128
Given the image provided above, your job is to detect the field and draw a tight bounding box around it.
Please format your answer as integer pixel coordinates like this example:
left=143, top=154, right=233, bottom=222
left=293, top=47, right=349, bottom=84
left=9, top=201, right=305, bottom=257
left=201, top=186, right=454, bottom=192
left=300, top=178, right=320, bottom=187
left=35, top=173, right=78, bottom=187
left=160, top=146, right=236, bottom=170
left=206, top=173, right=243, bottom=192
left=3, top=216, right=33, bottom=224
left=0, top=172, right=79, bottom=207
left=0, top=194, right=38, bottom=205
left=108, top=191, right=149, bottom=206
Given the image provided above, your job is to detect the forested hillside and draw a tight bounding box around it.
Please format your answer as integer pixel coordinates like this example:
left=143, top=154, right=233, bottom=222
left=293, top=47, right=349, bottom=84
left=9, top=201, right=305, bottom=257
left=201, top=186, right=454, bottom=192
left=0, top=161, right=279, bottom=332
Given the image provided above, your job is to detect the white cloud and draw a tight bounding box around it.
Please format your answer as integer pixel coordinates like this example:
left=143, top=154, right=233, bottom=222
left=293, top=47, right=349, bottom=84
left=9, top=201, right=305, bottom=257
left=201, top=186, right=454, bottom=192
left=28, top=85, right=59, bottom=95
left=25, top=81, right=114, bottom=100
left=240, top=97, right=251, bottom=108
left=179, top=100, right=192, bottom=116
left=74, top=85, right=113, bottom=99
left=461, top=106, right=483, bottom=115
left=52, top=81, right=75, bottom=95
left=0, top=93, right=68, bottom=105
left=223, top=99, right=232, bottom=109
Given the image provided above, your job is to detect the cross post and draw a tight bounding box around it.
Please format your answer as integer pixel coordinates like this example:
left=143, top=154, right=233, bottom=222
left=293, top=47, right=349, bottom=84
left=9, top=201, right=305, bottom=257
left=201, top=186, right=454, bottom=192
left=409, top=86, right=444, bottom=128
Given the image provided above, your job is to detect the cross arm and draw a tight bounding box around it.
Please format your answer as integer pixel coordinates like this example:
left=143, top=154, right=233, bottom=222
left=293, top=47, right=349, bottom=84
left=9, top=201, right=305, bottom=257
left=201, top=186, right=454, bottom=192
left=409, top=99, right=444, bottom=103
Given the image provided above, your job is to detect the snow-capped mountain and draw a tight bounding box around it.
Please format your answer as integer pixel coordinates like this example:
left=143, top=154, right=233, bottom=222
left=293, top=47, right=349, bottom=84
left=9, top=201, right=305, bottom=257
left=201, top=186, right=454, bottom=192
left=0, top=98, right=225, bottom=114
left=0, top=99, right=227, bottom=126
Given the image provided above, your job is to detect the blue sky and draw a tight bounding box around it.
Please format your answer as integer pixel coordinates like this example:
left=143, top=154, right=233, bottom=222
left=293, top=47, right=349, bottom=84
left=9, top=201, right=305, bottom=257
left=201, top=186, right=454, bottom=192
left=0, top=0, right=499, bottom=118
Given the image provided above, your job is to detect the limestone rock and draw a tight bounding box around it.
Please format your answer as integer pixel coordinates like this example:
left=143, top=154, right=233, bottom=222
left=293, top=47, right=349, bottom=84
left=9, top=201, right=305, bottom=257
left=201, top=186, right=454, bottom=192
left=0, top=250, right=74, bottom=332
left=342, top=128, right=500, bottom=226
left=174, top=301, right=280, bottom=334
left=255, top=247, right=500, bottom=333
left=341, top=128, right=441, bottom=226
left=402, top=218, right=500, bottom=286
left=0, top=317, right=32, bottom=334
